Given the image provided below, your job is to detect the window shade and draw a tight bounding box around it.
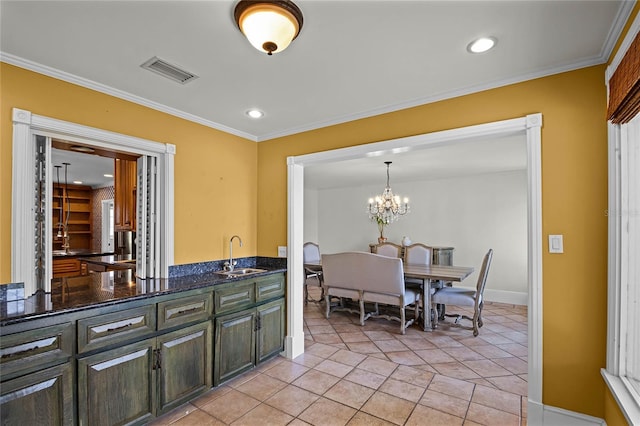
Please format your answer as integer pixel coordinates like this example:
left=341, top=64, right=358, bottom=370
left=608, top=31, right=640, bottom=124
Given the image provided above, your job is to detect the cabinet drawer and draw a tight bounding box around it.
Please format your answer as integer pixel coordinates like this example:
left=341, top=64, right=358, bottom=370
left=256, top=274, right=285, bottom=302
left=0, top=322, right=74, bottom=381
left=78, top=305, right=156, bottom=353
left=157, top=293, right=212, bottom=330
left=214, top=281, right=255, bottom=314
left=53, top=258, right=81, bottom=278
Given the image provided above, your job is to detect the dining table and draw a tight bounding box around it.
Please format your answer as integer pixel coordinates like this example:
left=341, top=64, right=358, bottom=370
left=403, top=263, right=475, bottom=331
left=303, top=260, right=475, bottom=332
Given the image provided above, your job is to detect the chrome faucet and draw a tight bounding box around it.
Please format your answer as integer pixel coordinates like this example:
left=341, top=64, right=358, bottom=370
left=224, top=235, right=243, bottom=271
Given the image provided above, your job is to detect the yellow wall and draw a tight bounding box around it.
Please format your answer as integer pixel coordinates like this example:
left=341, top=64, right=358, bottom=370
left=0, top=63, right=258, bottom=279
left=0, top=36, right=628, bottom=421
left=257, top=65, right=609, bottom=417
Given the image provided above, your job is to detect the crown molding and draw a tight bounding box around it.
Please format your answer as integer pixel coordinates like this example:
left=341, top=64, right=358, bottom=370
left=0, top=52, right=258, bottom=142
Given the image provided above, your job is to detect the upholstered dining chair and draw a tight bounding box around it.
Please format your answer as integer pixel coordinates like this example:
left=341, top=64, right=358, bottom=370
left=431, top=249, right=493, bottom=336
left=370, top=242, right=402, bottom=258
left=403, top=243, right=433, bottom=265
left=303, top=242, right=324, bottom=304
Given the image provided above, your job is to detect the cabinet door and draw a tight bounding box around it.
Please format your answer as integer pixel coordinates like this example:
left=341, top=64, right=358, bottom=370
left=78, top=338, right=156, bottom=426
left=0, top=363, right=73, bottom=425
left=214, top=309, right=256, bottom=385
left=256, top=298, right=285, bottom=363
left=114, top=158, right=136, bottom=232
left=157, top=321, right=212, bottom=414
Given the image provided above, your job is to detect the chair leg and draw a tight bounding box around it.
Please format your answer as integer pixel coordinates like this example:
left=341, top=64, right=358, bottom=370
left=359, top=298, right=366, bottom=326
left=325, top=294, right=331, bottom=319
left=478, top=301, right=484, bottom=328
left=430, top=301, right=439, bottom=329
left=304, top=284, right=309, bottom=305
left=400, top=307, right=406, bottom=335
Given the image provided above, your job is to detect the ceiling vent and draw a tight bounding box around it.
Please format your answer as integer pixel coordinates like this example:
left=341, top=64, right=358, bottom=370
left=141, top=56, right=198, bottom=84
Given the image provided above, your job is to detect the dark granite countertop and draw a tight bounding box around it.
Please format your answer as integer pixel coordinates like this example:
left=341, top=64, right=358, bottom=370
left=52, top=249, right=115, bottom=258
left=80, top=254, right=137, bottom=270
left=0, top=256, right=286, bottom=326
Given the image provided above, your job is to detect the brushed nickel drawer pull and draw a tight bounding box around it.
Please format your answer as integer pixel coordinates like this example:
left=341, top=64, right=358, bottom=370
left=1, top=345, right=38, bottom=359
left=0, top=337, right=57, bottom=360
left=92, top=316, right=145, bottom=334
left=106, top=322, right=133, bottom=332
left=177, top=306, right=199, bottom=315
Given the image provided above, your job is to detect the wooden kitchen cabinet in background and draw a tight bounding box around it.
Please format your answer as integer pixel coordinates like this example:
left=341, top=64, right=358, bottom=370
left=114, top=158, right=137, bottom=232
left=52, top=183, right=92, bottom=252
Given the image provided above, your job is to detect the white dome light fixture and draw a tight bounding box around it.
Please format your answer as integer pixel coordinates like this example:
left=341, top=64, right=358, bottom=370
left=234, top=0, right=303, bottom=56
left=246, top=109, right=264, bottom=119
left=467, top=37, right=497, bottom=54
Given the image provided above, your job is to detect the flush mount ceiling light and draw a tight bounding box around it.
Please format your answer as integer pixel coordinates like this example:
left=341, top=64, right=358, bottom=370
left=234, top=0, right=303, bottom=55
left=246, top=109, right=264, bottom=118
left=467, top=37, right=497, bottom=54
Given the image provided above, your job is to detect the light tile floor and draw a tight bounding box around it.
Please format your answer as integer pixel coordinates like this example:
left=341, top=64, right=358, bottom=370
left=151, top=289, right=528, bottom=425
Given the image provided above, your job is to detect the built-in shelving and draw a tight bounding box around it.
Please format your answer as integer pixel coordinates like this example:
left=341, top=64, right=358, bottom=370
left=52, top=183, right=92, bottom=251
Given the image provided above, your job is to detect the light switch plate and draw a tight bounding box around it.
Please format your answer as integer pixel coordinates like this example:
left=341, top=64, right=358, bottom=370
left=278, top=246, right=287, bottom=257
left=548, top=235, right=563, bottom=253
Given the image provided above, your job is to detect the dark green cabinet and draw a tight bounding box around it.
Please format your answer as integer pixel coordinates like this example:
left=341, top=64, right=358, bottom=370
left=157, top=321, right=212, bottom=413
left=257, top=298, right=285, bottom=363
left=77, top=321, right=212, bottom=425
left=0, top=362, right=74, bottom=425
left=214, top=298, right=284, bottom=385
left=214, top=308, right=256, bottom=385
left=78, top=338, right=156, bottom=426
left=1, top=271, right=285, bottom=424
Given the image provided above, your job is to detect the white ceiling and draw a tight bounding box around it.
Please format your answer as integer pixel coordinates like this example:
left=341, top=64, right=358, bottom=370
left=305, top=132, right=526, bottom=189
left=1, top=1, right=632, bottom=188
left=51, top=149, right=115, bottom=188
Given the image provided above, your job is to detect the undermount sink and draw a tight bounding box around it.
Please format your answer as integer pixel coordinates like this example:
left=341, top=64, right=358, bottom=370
left=215, top=268, right=267, bottom=277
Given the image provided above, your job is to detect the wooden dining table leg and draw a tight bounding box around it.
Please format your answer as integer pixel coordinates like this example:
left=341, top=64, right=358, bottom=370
left=422, top=278, right=433, bottom=331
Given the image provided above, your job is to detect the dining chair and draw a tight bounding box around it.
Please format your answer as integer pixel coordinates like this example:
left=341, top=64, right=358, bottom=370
left=430, top=249, right=493, bottom=336
left=370, top=242, right=402, bottom=258
left=303, top=242, right=324, bottom=304
left=403, top=243, right=433, bottom=265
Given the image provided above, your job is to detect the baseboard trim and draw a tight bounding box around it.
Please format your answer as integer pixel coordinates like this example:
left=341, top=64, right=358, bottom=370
left=528, top=399, right=606, bottom=425
left=484, top=288, right=528, bottom=305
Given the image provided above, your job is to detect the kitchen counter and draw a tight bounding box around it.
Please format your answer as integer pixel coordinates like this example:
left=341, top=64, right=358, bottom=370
left=0, top=257, right=287, bottom=325
left=52, top=249, right=114, bottom=258
left=79, top=254, right=136, bottom=271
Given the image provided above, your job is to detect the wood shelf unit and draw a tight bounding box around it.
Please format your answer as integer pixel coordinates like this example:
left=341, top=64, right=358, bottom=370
left=52, top=183, right=93, bottom=252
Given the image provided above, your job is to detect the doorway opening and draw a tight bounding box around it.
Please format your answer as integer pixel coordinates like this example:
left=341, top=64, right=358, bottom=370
left=11, top=108, right=175, bottom=296
left=286, top=113, right=543, bottom=418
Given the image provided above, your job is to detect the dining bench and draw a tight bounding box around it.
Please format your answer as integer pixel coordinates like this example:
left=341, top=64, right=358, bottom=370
left=321, top=251, right=420, bottom=334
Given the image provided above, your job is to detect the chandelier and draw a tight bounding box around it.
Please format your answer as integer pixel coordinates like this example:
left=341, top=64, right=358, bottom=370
left=367, top=161, right=409, bottom=224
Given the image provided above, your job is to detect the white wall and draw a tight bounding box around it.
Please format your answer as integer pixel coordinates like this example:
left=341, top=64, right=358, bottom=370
left=306, top=170, right=528, bottom=304
left=304, top=188, right=319, bottom=244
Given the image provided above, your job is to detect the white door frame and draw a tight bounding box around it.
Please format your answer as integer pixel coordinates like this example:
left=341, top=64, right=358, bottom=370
left=11, top=108, right=175, bottom=294
left=286, top=113, right=543, bottom=420
left=101, top=199, right=114, bottom=253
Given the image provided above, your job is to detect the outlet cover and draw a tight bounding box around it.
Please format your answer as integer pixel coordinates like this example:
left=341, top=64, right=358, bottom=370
left=278, top=246, right=287, bottom=257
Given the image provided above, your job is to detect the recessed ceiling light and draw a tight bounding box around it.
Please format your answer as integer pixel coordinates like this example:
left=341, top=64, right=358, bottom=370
left=73, top=180, right=83, bottom=185
left=104, top=174, right=113, bottom=178
left=467, top=37, right=497, bottom=54
left=246, top=109, right=264, bottom=119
